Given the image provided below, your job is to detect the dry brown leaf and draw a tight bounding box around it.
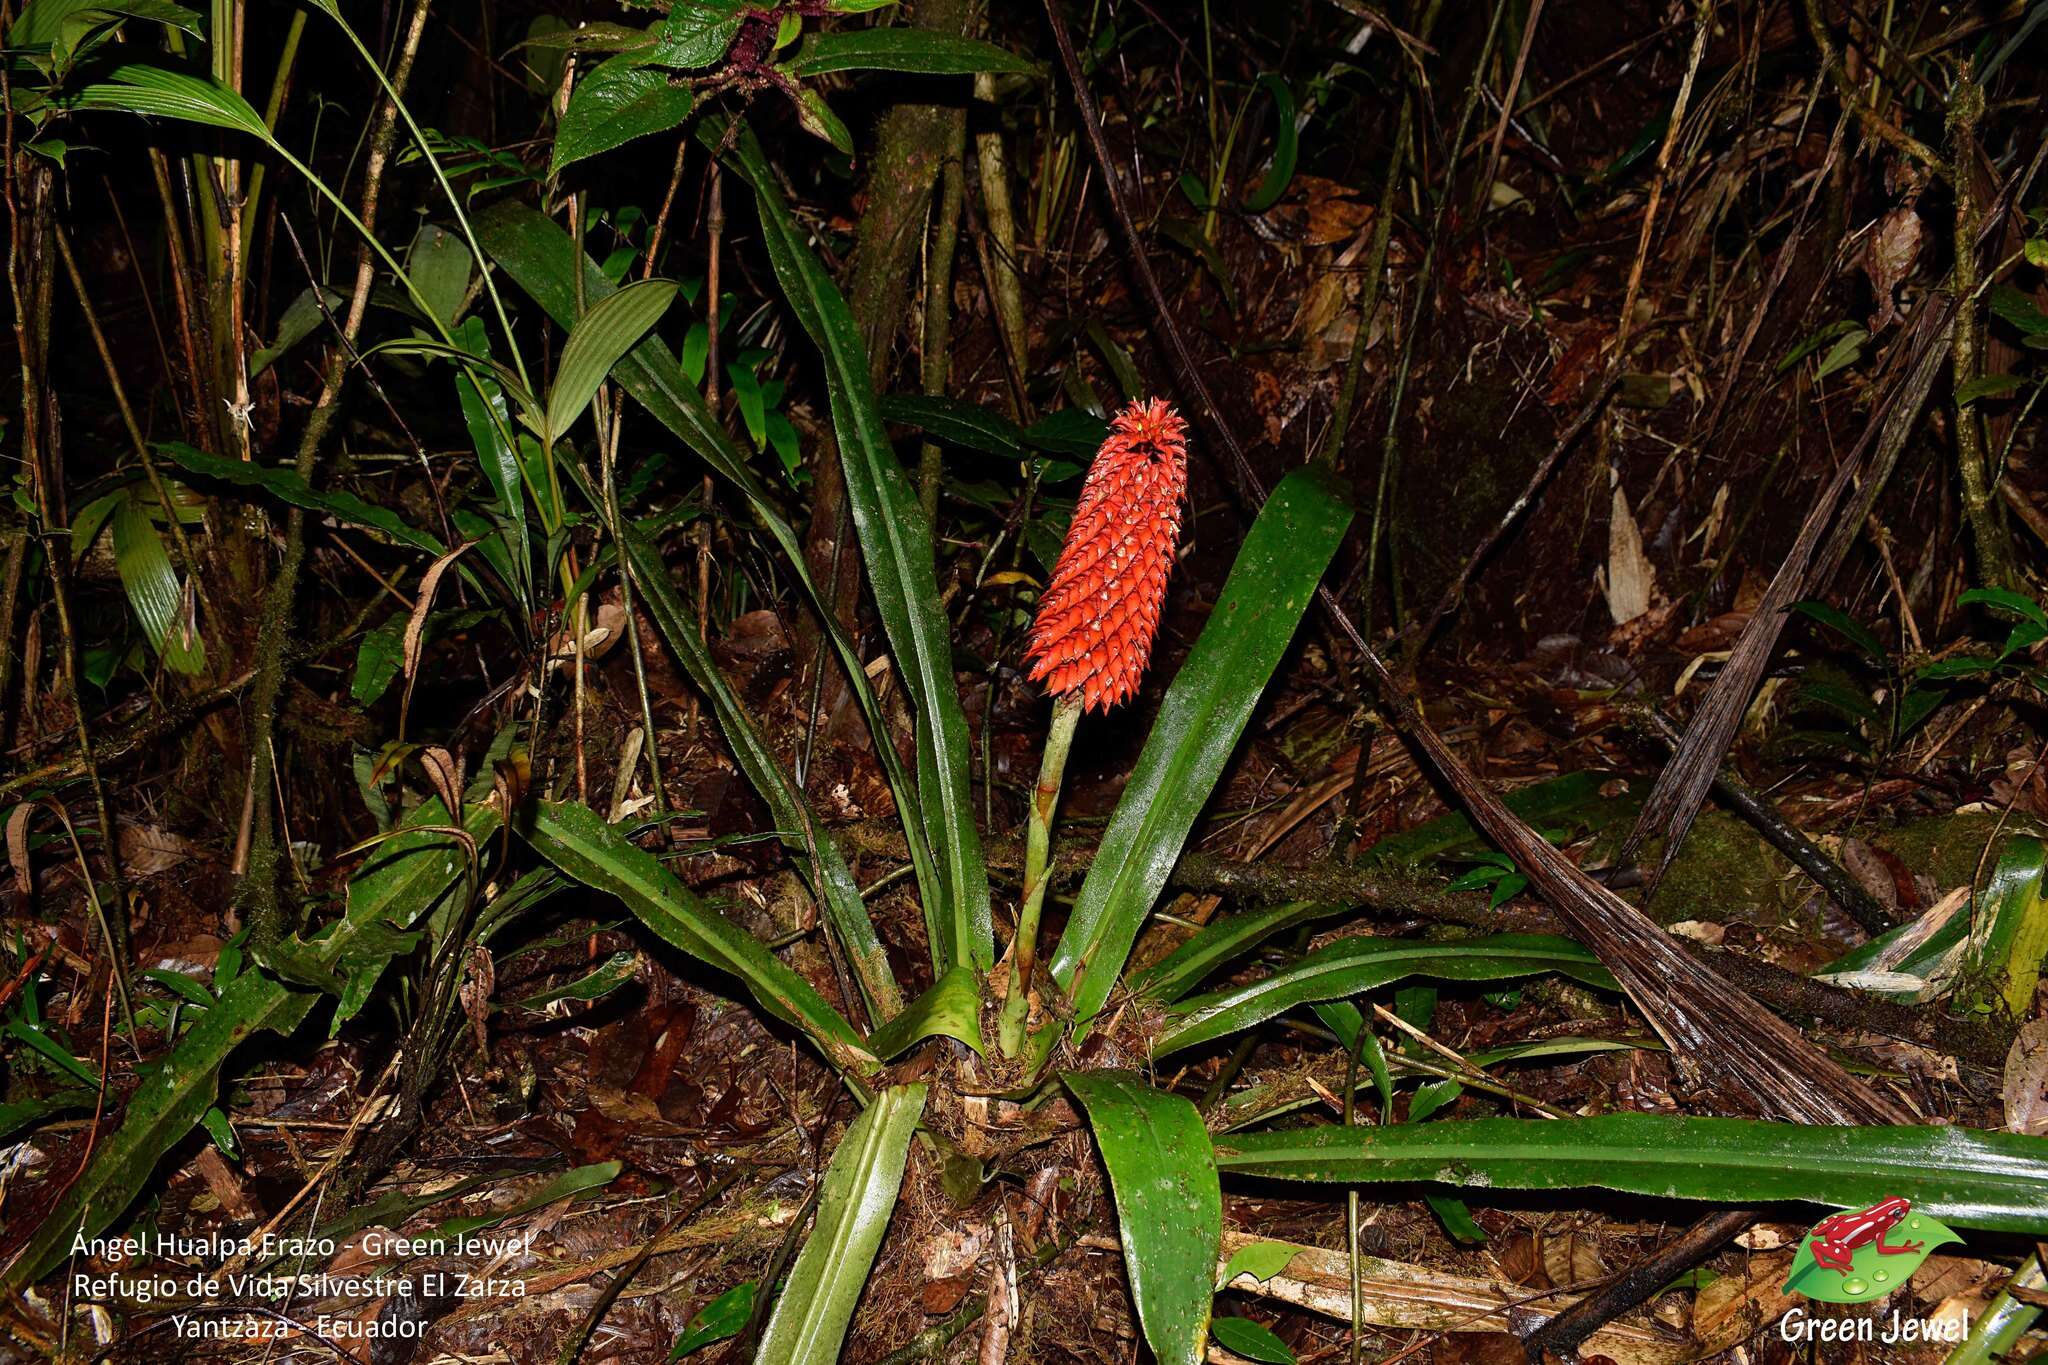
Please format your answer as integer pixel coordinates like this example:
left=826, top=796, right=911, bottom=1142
left=2004, top=1017, right=2048, bottom=1136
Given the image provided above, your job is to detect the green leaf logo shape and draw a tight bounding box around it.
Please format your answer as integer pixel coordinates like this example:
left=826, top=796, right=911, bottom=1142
left=1782, top=1209, right=1962, bottom=1304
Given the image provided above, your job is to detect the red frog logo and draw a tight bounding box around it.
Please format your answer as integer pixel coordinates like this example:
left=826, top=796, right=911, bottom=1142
left=1804, top=1197, right=1922, bottom=1273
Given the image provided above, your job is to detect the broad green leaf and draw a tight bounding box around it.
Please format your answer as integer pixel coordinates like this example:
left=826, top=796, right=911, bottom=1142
left=110, top=493, right=205, bottom=674
left=670, top=1281, right=755, bottom=1358
left=159, top=442, right=444, bottom=555
left=1128, top=901, right=1344, bottom=1004
left=251, top=285, right=343, bottom=377
left=878, top=394, right=1026, bottom=459
left=717, top=118, right=991, bottom=975
left=9, top=0, right=198, bottom=47
left=1212, top=1316, right=1297, bottom=1364
left=1155, top=935, right=1615, bottom=1057
left=755, top=1084, right=927, bottom=1363
left=1050, top=465, right=1352, bottom=1028
left=648, top=0, right=744, bottom=69
left=864, top=966, right=983, bottom=1059
left=783, top=28, right=1035, bottom=76
left=521, top=800, right=874, bottom=1074
left=1217, top=1241, right=1297, bottom=1287
left=1065, top=1072, right=1220, bottom=1365
left=1788, top=599, right=1885, bottom=662
left=1022, top=407, right=1110, bottom=458
left=1958, top=586, right=2048, bottom=627
left=472, top=200, right=944, bottom=935
left=551, top=51, right=695, bottom=176
left=545, top=278, right=678, bottom=443
left=1813, top=327, right=1868, bottom=379
left=65, top=63, right=271, bottom=140
left=1243, top=74, right=1297, bottom=213
left=1212, top=1115, right=2048, bottom=1232
left=1957, top=374, right=2026, bottom=405
left=1964, top=836, right=2048, bottom=1017
left=619, top=519, right=900, bottom=1022
left=1781, top=1209, right=1961, bottom=1303
left=1990, top=284, right=2048, bottom=337
left=408, top=223, right=473, bottom=328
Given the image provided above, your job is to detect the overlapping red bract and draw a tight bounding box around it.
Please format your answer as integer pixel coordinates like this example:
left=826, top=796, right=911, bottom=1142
left=1024, top=397, right=1189, bottom=712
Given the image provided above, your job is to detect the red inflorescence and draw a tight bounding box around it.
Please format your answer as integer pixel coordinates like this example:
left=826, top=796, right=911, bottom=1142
left=1024, top=397, right=1190, bottom=712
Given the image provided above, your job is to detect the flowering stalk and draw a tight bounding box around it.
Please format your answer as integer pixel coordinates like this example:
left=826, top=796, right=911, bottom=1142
left=999, top=398, right=1188, bottom=1057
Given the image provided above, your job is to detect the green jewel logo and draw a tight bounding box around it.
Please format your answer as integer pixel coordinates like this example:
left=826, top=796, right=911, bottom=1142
left=1782, top=1197, right=1961, bottom=1304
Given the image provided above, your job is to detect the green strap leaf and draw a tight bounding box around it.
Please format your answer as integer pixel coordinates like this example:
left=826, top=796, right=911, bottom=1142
left=1050, top=464, right=1352, bottom=1027
left=1964, top=835, right=2048, bottom=1017
left=545, top=277, right=678, bottom=443
left=521, top=800, right=873, bottom=1075
left=1065, top=1071, right=1221, bottom=1365
left=865, top=966, right=984, bottom=1060
left=782, top=28, right=1036, bottom=77
left=1243, top=74, right=1297, bottom=213
left=1127, top=901, right=1343, bottom=1005
left=1156, top=935, right=1616, bottom=1058
left=158, top=442, right=445, bottom=555
left=452, top=317, right=531, bottom=604
left=715, top=117, right=991, bottom=975
left=471, top=199, right=946, bottom=943
left=618, top=517, right=901, bottom=1023
left=756, top=1083, right=927, bottom=1363
left=1212, top=1115, right=2048, bottom=1233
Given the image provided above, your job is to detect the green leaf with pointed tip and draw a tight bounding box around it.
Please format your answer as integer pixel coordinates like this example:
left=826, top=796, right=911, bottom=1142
left=670, top=1280, right=755, bottom=1358
left=1958, top=586, right=2048, bottom=627
left=1050, top=465, right=1352, bottom=1030
left=783, top=28, right=1035, bottom=76
left=715, top=118, right=990, bottom=976
left=1065, top=1072, right=1220, bottom=1365
left=865, top=966, right=983, bottom=1059
left=1155, top=935, right=1615, bottom=1057
left=546, top=278, right=677, bottom=443
left=1212, top=1317, right=1297, bottom=1364
left=522, top=800, right=873, bottom=1075
left=551, top=51, right=695, bottom=176
left=1216, top=1240, right=1297, bottom=1288
left=756, top=1084, right=927, bottom=1363
left=1963, top=835, right=2048, bottom=1018
left=878, top=394, right=1025, bottom=459
left=451, top=317, right=531, bottom=604
left=1212, top=1115, right=2048, bottom=1233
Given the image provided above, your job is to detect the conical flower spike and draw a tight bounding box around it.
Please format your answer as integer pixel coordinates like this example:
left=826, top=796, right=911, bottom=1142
left=1024, top=397, right=1189, bottom=712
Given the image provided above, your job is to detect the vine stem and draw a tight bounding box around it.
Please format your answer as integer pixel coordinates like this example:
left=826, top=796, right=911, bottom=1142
left=998, top=691, right=1081, bottom=1057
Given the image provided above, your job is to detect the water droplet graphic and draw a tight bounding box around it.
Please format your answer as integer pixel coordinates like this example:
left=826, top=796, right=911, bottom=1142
left=1874, top=1270, right=1891, bottom=1283
left=1842, top=1278, right=1869, bottom=1296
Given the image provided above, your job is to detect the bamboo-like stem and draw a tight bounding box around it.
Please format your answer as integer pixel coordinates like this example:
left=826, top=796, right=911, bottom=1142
left=999, top=691, right=1082, bottom=1057
left=235, top=0, right=431, bottom=944
left=1946, top=60, right=2019, bottom=591
left=917, top=106, right=967, bottom=520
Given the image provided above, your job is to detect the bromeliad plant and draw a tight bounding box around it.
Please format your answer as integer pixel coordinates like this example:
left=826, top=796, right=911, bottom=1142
left=13, top=7, right=2048, bottom=1364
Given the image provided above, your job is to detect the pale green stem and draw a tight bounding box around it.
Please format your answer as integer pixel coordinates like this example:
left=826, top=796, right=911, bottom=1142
left=1944, top=1253, right=2043, bottom=1365
left=999, top=691, right=1082, bottom=1057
